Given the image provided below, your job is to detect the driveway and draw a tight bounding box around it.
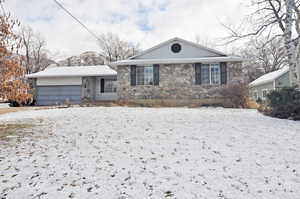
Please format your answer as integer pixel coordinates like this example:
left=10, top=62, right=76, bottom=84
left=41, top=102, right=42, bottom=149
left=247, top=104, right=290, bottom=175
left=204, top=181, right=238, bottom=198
left=0, top=107, right=299, bottom=199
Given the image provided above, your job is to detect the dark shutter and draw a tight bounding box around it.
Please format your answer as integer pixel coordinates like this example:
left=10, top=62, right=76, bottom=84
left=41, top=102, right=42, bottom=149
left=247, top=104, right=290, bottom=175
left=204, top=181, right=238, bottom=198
left=220, top=62, right=227, bottom=85
left=153, top=64, right=159, bottom=86
left=195, top=63, right=202, bottom=85
left=100, top=78, right=105, bottom=93
left=130, top=65, right=136, bottom=86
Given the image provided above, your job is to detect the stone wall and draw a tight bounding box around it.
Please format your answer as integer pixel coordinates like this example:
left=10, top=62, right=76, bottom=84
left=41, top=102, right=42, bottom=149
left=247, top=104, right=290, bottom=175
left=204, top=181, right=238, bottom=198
left=117, top=62, right=242, bottom=101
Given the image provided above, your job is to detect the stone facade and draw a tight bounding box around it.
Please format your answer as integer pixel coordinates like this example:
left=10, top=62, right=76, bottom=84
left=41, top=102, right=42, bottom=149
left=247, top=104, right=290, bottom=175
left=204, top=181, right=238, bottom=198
left=117, top=62, right=242, bottom=101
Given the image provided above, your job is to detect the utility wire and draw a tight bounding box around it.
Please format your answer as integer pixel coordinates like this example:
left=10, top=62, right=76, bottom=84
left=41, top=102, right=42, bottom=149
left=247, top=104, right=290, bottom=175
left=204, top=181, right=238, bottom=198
left=52, top=0, right=103, bottom=43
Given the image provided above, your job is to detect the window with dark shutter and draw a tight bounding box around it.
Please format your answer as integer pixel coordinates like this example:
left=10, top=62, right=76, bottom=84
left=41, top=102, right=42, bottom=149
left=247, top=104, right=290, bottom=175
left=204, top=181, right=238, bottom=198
left=130, top=65, right=136, bottom=86
left=135, top=65, right=156, bottom=85
left=153, top=64, right=159, bottom=85
left=220, top=62, right=227, bottom=85
left=196, top=63, right=222, bottom=85
left=195, top=63, right=202, bottom=85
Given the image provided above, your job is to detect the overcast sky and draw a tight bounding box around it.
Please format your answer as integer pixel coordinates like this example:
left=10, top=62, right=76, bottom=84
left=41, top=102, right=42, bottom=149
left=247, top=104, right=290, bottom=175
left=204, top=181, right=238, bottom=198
left=5, top=0, right=248, bottom=59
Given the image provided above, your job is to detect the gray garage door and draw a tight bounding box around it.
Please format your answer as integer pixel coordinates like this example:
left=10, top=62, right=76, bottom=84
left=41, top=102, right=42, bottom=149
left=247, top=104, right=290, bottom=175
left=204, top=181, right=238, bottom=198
left=36, top=86, right=81, bottom=106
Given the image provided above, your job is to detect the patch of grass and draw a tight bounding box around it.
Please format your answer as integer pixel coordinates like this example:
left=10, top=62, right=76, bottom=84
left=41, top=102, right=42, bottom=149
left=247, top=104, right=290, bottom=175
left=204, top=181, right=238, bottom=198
left=0, top=107, right=31, bottom=115
left=0, top=123, right=33, bottom=140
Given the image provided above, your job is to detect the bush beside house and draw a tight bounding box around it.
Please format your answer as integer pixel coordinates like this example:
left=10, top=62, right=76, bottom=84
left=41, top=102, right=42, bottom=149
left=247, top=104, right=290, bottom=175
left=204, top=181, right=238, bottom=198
left=220, top=82, right=249, bottom=108
left=259, top=87, right=300, bottom=120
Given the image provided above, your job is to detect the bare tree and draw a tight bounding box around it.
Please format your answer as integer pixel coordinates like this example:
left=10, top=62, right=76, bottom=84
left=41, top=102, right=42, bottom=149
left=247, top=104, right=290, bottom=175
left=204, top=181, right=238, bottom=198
left=238, top=37, right=287, bottom=82
left=223, top=0, right=300, bottom=87
left=20, top=26, right=52, bottom=74
left=194, top=34, right=217, bottom=48
left=98, top=32, right=140, bottom=62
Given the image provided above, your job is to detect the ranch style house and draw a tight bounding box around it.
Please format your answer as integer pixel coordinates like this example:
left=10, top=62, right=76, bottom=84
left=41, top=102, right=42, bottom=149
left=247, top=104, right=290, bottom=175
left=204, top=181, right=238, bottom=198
left=27, top=37, right=245, bottom=106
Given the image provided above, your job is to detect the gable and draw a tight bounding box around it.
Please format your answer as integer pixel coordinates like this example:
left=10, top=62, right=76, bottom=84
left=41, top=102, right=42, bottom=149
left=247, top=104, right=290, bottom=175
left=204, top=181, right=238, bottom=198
left=275, top=71, right=290, bottom=87
left=131, top=37, right=226, bottom=60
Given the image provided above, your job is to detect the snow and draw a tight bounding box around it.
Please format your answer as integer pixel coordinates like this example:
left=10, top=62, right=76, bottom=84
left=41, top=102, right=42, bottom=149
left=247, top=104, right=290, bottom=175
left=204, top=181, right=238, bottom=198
left=0, top=103, right=9, bottom=108
left=0, top=107, right=300, bottom=199
left=26, top=65, right=117, bottom=78
left=249, top=66, right=289, bottom=87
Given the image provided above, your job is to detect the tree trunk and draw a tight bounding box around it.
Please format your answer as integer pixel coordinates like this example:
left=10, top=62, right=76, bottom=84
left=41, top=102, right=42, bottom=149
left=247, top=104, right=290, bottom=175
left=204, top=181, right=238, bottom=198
left=295, top=42, right=300, bottom=87
left=285, top=0, right=298, bottom=87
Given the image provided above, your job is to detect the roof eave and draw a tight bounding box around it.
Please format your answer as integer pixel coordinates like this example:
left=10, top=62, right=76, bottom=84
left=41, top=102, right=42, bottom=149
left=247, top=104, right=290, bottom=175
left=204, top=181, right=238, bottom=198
left=248, top=69, right=289, bottom=88
left=26, top=73, right=117, bottom=79
left=249, top=79, right=273, bottom=88
left=111, top=57, right=246, bottom=66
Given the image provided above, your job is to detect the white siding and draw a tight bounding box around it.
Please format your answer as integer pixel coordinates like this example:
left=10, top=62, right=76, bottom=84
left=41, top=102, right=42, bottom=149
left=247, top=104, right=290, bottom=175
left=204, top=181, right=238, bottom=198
left=135, top=41, right=221, bottom=60
left=37, top=77, right=82, bottom=86
left=95, top=77, right=101, bottom=99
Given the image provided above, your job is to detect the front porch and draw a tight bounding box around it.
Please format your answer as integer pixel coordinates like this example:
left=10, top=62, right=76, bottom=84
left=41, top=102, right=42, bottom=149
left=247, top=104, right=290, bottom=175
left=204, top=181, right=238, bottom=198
left=82, top=76, right=118, bottom=102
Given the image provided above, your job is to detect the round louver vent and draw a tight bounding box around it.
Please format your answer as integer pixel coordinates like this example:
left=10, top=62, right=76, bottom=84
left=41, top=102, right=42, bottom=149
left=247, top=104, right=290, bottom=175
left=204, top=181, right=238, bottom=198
left=171, top=43, right=182, bottom=53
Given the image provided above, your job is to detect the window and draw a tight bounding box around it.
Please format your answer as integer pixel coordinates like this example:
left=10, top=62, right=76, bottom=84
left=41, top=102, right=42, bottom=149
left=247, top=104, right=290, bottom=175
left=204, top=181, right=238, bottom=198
left=171, top=43, right=182, bottom=53
left=136, top=67, right=144, bottom=85
left=101, top=79, right=117, bottom=93
left=201, top=64, right=210, bottom=84
left=262, top=90, right=268, bottom=99
left=253, top=91, right=258, bottom=100
left=210, top=64, right=221, bottom=84
left=136, top=66, right=153, bottom=85
left=200, top=63, right=221, bottom=85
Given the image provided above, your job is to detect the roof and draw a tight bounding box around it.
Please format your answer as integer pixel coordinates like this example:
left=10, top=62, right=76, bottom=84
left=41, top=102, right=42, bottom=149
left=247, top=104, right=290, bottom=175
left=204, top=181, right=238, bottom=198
left=111, top=37, right=246, bottom=66
left=249, top=66, right=289, bottom=87
left=129, top=37, right=227, bottom=60
left=26, top=65, right=117, bottom=78
left=111, top=56, right=246, bottom=66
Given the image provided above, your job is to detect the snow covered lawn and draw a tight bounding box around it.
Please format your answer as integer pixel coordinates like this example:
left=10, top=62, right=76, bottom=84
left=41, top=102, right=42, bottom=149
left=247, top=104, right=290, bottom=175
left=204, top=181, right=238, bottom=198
left=0, top=103, right=9, bottom=108
left=0, top=107, right=299, bottom=199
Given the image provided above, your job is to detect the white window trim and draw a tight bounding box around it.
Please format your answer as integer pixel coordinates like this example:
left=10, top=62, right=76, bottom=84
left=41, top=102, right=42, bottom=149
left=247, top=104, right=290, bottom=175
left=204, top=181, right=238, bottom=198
left=253, top=90, right=258, bottom=100
left=201, top=63, right=221, bottom=85
left=136, top=65, right=154, bottom=86
left=100, top=78, right=117, bottom=93
left=210, top=63, right=221, bottom=85
left=262, top=89, right=268, bottom=100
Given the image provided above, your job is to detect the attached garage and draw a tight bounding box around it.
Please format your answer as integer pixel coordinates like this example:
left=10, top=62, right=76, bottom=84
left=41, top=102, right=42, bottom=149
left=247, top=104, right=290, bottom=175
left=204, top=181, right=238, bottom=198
left=26, top=65, right=118, bottom=106
left=36, top=86, right=82, bottom=106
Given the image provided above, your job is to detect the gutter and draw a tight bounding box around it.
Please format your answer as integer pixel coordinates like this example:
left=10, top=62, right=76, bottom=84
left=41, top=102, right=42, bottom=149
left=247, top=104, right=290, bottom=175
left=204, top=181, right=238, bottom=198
left=111, top=57, right=248, bottom=66
left=26, top=73, right=117, bottom=79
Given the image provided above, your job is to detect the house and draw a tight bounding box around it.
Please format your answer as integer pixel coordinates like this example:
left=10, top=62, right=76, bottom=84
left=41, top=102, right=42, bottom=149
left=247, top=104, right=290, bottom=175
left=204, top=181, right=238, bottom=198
left=110, top=37, right=245, bottom=106
left=27, top=37, right=246, bottom=106
left=26, top=65, right=117, bottom=105
left=249, top=66, right=290, bottom=101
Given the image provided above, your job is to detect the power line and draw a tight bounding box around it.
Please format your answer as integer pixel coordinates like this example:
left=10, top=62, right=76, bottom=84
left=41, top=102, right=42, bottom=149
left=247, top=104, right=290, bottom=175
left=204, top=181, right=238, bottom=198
left=52, top=0, right=103, bottom=42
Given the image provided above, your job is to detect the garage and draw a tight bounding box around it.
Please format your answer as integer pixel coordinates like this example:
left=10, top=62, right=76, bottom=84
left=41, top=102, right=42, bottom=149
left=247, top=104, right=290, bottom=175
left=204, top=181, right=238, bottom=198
left=26, top=65, right=118, bottom=106
left=36, top=86, right=81, bottom=106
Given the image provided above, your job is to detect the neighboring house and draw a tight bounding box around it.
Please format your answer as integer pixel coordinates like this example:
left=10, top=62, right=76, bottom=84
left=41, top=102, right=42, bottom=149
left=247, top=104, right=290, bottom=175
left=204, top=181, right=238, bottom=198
left=249, top=66, right=290, bottom=101
left=111, top=37, right=245, bottom=105
left=26, top=65, right=117, bottom=105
